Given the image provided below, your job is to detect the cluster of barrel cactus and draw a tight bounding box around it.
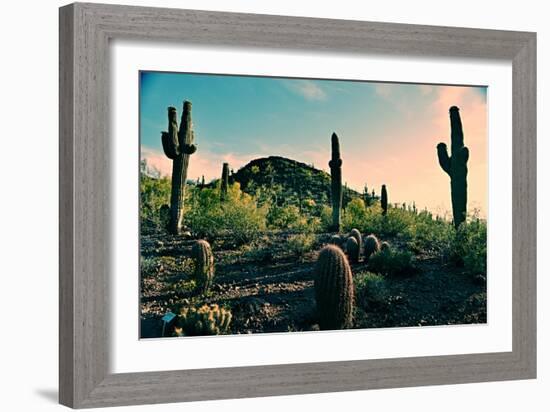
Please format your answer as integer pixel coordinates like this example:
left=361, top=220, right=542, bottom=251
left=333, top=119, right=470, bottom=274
left=191, top=240, right=214, bottom=294
left=175, top=304, right=232, bottom=336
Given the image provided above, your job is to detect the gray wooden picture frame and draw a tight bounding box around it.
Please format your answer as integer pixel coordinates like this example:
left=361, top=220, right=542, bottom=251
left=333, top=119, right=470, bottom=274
left=59, top=2, right=536, bottom=409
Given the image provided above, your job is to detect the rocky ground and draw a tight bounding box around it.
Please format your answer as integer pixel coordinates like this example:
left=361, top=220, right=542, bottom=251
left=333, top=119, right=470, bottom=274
left=140, top=228, right=486, bottom=338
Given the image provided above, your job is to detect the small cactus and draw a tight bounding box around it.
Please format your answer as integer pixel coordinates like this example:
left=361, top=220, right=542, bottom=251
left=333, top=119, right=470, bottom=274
left=349, top=228, right=362, bottom=250
left=345, top=236, right=360, bottom=263
left=364, top=234, right=380, bottom=261
left=221, top=162, right=229, bottom=201
left=175, top=304, right=232, bottom=336
left=314, top=245, right=354, bottom=330
left=191, top=240, right=214, bottom=294
left=328, top=234, right=343, bottom=248
left=329, top=133, right=343, bottom=232
left=380, top=241, right=391, bottom=252
left=381, top=185, right=388, bottom=216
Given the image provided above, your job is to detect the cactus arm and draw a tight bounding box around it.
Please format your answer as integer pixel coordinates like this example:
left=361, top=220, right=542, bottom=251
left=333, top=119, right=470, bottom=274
left=437, top=143, right=451, bottom=175
left=161, top=132, right=178, bottom=159
left=182, top=143, right=197, bottom=154
left=449, top=105, right=464, bottom=151
left=460, top=146, right=469, bottom=163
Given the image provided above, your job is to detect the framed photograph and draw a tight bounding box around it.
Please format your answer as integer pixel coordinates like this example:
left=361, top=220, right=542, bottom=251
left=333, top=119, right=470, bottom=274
left=59, top=2, right=536, bottom=408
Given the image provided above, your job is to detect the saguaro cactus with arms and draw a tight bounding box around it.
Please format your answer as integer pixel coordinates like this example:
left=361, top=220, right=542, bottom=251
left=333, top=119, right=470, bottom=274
left=437, top=106, right=469, bottom=229
left=161, top=101, right=197, bottom=235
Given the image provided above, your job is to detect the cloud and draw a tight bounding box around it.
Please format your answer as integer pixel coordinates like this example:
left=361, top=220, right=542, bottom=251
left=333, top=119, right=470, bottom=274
left=284, top=80, right=327, bottom=101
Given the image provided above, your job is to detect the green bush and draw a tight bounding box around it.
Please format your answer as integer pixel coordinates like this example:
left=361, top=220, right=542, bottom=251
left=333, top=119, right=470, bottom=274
left=453, top=217, right=487, bottom=275
left=267, top=204, right=301, bottom=229
left=342, top=198, right=368, bottom=231
left=407, top=213, right=454, bottom=255
left=267, top=204, right=320, bottom=233
left=140, top=174, right=171, bottom=227
left=287, top=233, right=316, bottom=257
left=185, top=183, right=268, bottom=245
left=368, top=247, right=415, bottom=276
left=240, top=237, right=274, bottom=263
left=354, top=271, right=388, bottom=310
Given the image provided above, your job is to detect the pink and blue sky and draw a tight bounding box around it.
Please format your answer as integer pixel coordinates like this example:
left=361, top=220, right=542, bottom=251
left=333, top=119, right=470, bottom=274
left=140, top=72, right=487, bottom=217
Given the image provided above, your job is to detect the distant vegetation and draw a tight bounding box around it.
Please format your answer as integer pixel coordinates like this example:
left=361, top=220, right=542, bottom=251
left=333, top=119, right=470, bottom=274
left=141, top=169, right=486, bottom=277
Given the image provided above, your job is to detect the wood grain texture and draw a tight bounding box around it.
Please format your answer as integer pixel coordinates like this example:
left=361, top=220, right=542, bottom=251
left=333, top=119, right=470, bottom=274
left=59, top=2, right=537, bottom=408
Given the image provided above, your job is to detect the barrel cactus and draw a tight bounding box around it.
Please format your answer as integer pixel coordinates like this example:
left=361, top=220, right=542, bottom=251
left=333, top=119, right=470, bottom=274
left=437, top=106, right=469, bottom=229
left=220, top=162, right=229, bottom=201
left=160, top=101, right=197, bottom=234
left=314, top=245, right=354, bottom=330
left=364, top=234, right=380, bottom=261
left=329, top=133, right=343, bottom=232
left=380, top=241, right=391, bottom=252
left=191, top=240, right=214, bottom=294
left=345, top=236, right=360, bottom=263
left=328, top=234, right=343, bottom=248
left=350, top=228, right=362, bottom=250
left=381, top=184, right=388, bottom=216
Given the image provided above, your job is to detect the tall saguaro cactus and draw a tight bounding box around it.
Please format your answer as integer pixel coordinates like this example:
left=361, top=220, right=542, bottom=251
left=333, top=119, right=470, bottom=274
left=329, top=132, right=343, bottom=232
left=381, top=184, right=388, bottom=216
left=220, top=162, right=229, bottom=201
left=161, top=101, right=197, bottom=235
left=437, top=106, right=469, bottom=229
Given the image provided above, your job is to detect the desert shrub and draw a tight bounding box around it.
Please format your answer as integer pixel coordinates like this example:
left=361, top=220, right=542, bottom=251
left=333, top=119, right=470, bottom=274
left=185, top=183, right=268, bottom=245
left=319, top=205, right=333, bottom=232
left=342, top=198, right=368, bottom=231
left=267, top=204, right=301, bottom=229
left=354, top=271, right=388, bottom=310
left=169, top=278, right=197, bottom=294
left=266, top=203, right=321, bottom=233
left=140, top=175, right=171, bottom=227
left=287, top=233, right=316, bottom=257
left=368, top=247, right=415, bottom=276
left=342, top=203, right=413, bottom=238
left=408, top=214, right=454, bottom=256
left=140, top=256, right=158, bottom=276
left=453, top=217, right=487, bottom=275
left=174, top=304, right=232, bottom=336
left=240, top=237, right=274, bottom=263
